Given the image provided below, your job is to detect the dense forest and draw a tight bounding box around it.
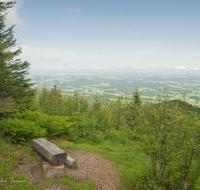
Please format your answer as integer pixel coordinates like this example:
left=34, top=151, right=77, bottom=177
left=1, top=1, right=200, bottom=190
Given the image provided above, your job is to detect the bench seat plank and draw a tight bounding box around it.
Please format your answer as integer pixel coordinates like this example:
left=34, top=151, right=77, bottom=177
left=31, top=138, right=67, bottom=166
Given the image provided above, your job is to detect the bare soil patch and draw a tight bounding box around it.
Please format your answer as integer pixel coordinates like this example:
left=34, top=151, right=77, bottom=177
left=66, top=149, right=123, bottom=190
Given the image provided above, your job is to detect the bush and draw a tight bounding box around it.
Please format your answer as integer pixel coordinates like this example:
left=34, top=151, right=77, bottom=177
left=104, top=128, right=131, bottom=145
left=0, top=118, right=46, bottom=143
left=13, top=111, right=70, bottom=138
left=0, top=111, right=72, bottom=143
left=67, top=115, right=104, bottom=144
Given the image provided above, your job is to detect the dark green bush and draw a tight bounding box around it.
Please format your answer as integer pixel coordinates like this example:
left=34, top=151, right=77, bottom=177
left=0, top=118, right=46, bottom=143
left=104, top=128, right=131, bottom=145
left=67, top=115, right=104, bottom=144
left=0, top=111, right=73, bottom=143
left=13, top=111, right=70, bottom=138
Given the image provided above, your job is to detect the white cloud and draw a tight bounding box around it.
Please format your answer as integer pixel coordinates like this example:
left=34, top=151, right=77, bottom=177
left=21, top=45, right=82, bottom=69
left=19, top=45, right=170, bottom=69
left=175, top=65, right=186, bottom=70
left=19, top=45, right=200, bottom=71
left=189, top=67, right=199, bottom=71
left=5, top=0, right=23, bottom=26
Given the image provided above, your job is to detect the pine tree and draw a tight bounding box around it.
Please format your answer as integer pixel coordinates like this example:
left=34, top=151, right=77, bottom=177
left=127, top=88, right=142, bottom=129
left=0, top=1, right=35, bottom=117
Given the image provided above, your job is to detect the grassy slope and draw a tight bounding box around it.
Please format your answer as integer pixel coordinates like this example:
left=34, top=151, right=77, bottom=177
left=0, top=137, right=150, bottom=190
left=57, top=139, right=151, bottom=189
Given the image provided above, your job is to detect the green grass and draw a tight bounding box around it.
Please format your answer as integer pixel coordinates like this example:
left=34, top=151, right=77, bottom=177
left=56, top=173, right=97, bottom=190
left=0, top=138, right=42, bottom=190
left=0, top=133, right=150, bottom=189
left=57, top=139, right=151, bottom=189
left=0, top=138, right=100, bottom=190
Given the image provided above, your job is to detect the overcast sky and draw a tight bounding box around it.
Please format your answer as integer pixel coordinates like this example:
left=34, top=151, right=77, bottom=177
left=6, top=0, right=200, bottom=70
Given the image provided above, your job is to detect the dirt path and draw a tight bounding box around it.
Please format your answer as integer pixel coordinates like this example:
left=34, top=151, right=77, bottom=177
left=12, top=148, right=123, bottom=190
left=66, top=149, right=123, bottom=190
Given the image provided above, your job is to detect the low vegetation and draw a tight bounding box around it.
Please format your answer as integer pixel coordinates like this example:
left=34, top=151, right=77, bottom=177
left=1, top=87, right=200, bottom=189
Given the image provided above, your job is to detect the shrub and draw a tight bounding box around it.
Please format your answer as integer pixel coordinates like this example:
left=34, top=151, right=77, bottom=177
left=13, top=111, right=70, bottom=138
left=0, top=118, right=46, bottom=143
left=67, top=115, right=104, bottom=144
left=104, top=128, right=131, bottom=145
left=0, top=111, right=72, bottom=143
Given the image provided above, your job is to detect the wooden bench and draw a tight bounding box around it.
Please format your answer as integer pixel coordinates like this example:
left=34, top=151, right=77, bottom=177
left=31, top=138, right=67, bottom=166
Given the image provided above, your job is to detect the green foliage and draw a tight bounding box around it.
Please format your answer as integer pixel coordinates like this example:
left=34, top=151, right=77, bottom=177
left=0, top=97, right=17, bottom=117
left=0, top=111, right=73, bottom=143
left=67, top=115, right=104, bottom=144
left=91, top=94, right=102, bottom=113
left=133, top=87, right=142, bottom=107
left=171, top=99, right=200, bottom=114
left=59, top=138, right=150, bottom=190
left=56, top=173, right=96, bottom=190
left=13, top=111, right=70, bottom=139
left=104, top=128, right=131, bottom=145
left=106, top=95, right=127, bottom=130
left=126, top=88, right=143, bottom=129
left=0, top=1, right=35, bottom=117
left=38, top=85, right=62, bottom=115
left=143, top=99, right=200, bottom=189
left=37, top=86, right=89, bottom=116
left=2, top=74, right=200, bottom=189
left=34, top=86, right=200, bottom=189
left=0, top=138, right=42, bottom=190
left=0, top=118, right=46, bottom=143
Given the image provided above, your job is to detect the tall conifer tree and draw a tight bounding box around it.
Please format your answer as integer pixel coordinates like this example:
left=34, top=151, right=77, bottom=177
left=0, top=1, right=35, bottom=117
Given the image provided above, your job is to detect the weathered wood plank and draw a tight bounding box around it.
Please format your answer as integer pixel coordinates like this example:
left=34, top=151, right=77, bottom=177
left=65, top=155, right=76, bottom=167
left=31, top=138, right=67, bottom=166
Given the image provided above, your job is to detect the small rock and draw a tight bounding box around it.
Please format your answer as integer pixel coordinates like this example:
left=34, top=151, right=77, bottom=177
left=17, top=157, right=27, bottom=164
left=42, top=162, right=65, bottom=178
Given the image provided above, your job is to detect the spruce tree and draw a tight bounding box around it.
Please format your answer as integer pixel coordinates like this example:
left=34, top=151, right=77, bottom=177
left=0, top=1, right=35, bottom=117
left=127, top=88, right=142, bottom=129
